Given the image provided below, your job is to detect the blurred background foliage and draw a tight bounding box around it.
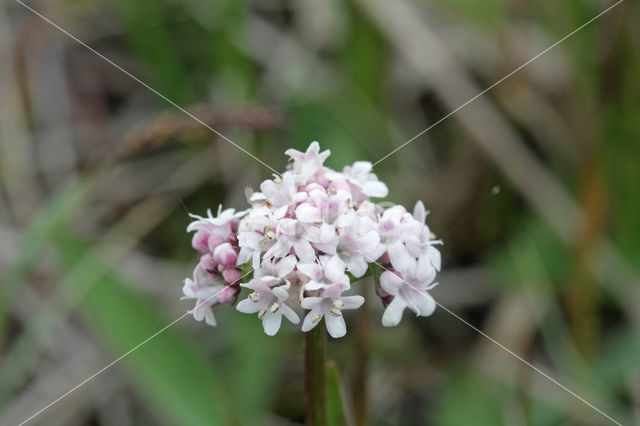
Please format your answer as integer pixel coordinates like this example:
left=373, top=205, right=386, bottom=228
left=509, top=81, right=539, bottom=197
left=0, top=0, right=638, bottom=425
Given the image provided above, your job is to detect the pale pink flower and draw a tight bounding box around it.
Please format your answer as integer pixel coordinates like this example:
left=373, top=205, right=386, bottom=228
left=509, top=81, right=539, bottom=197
left=236, top=256, right=300, bottom=335
left=378, top=205, right=421, bottom=274
left=182, top=142, right=441, bottom=336
left=379, top=266, right=437, bottom=327
left=263, top=218, right=316, bottom=263
left=285, top=141, right=331, bottom=184
left=297, top=255, right=349, bottom=291
left=237, top=206, right=280, bottom=267
left=181, top=265, right=224, bottom=326
left=301, top=282, right=364, bottom=338
left=187, top=206, right=247, bottom=253
left=404, top=201, right=442, bottom=281
left=329, top=161, right=388, bottom=201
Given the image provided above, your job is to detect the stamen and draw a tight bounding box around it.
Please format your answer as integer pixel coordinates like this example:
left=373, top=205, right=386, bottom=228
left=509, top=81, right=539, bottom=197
left=333, top=299, right=345, bottom=309
left=258, top=309, right=267, bottom=320
left=329, top=308, right=342, bottom=317
left=310, top=312, right=321, bottom=323
left=249, top=292, right=260, bottom=302
left=269, top=302, right=280, bottom=314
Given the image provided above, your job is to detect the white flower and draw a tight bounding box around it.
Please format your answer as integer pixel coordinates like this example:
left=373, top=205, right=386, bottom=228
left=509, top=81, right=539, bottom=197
left=237, top=206, right=280, bottom=268
left=378, top=205, right=421, bottom=273
left=182, top=141, right=442, bottom=336
left=263, top=218, right=316, bottom=263
left=379, top=266, right=437, bottom=327
left=260, top=172, right=307, bottom=215
left=297, top=255, right=349, bottom=291
left=187, top=205, right=247, bottom=253
left=404, top=201, right=442, bottom=281
left=329, top=161, right=388, bottom=201
left=301, top=282, right=364, bottom=338
left=181, top=265, right=224, bottom=326
left=285, top=141, right=331, bottom=184
left=236, top=256, right=300, bottom=335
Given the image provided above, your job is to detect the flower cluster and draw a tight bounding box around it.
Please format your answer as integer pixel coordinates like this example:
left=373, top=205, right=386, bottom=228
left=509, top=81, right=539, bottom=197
left=182, top=142, right=441, bottom=337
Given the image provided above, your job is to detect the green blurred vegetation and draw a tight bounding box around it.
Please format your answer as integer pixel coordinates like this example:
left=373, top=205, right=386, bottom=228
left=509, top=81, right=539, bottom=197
left=1, top=0, right=638, bottom=425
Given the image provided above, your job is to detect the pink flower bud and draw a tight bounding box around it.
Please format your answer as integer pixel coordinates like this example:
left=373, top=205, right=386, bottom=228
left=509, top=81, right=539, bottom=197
left=192, top=230, right=210, bottom=253
left=207, top=235, right=225, bottom=253
left=217, top=285, right=240, bottom=304
left=222, top=267, right=242, bottom=284
left=213, top=242, right=237, bottom=267
left=200, top=253, right=217, bottom=272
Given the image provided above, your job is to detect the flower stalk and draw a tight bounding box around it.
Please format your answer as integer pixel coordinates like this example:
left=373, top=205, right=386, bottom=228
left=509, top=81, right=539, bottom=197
left=305, top=325, right=327, bottom=426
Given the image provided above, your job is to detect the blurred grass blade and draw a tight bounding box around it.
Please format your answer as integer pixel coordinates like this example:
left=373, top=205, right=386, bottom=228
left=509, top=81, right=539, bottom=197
left=56, top=236, right=235, bottom=426
left=327, top=360, right=349, bottom=426
left=0, top=177, right=95, bottom=335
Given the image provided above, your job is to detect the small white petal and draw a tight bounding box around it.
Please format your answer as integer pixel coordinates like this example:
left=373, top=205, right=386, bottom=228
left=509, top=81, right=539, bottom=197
left=293, top=240, right=316, bottom=263
left=301, top=296, right=323, bottom=309
left=382, top=297, right=407, bottom=327
left=379, top=271, right=403, bottom=296
left=302, top=311, right=321, bottom=332
left=362, top=180, right=388, bottom=198
left=413, top=200, right=426, bottom=223
left=406, top=289, right=436, bottom=317
left=295, top=204, right=321, bottom=223
left=281, top=305, right=301, bottom=324
left=325, top=314, right=347, bottom=338
left=324, top=255, right=346, bottom=283
left=387, top=243, right=416, bottom=274
left=262, top=312, right=282, bottom=336
left=276, top=255, right=297, bottom=278
left=345, top=255, right=368, bottom=278
left=341, top=295, right=365, bottom=310
left=237, top=298, right=261, bottom=314
left=204, top=309, right=217, bottom=326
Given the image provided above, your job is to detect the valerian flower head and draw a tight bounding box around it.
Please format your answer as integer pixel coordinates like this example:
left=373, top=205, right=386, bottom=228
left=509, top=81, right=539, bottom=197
left=182, top=142, right=442, bottom=338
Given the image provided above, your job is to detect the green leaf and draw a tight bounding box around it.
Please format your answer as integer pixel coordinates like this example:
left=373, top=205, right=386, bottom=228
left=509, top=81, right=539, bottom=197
left=327, top=360, right=348, bottom=426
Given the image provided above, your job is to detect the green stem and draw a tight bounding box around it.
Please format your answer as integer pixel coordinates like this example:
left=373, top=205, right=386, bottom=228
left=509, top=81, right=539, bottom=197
left=305, top=325, right=327, bottom=426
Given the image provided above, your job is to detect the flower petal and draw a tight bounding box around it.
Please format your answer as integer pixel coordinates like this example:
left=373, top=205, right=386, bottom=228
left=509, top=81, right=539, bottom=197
left=324, top=255, right=346, bottom=283
left=295, top=204, right=321, bottom=223
left=276, top=255, right=297, bottom=277
left=362, top=180, right=388, bottom=198
left=302, top=311, right=321, bottom=332
left=341, top=295, right=365, bottom=310
left=345, top=255, right=368, bottom=278
left=325, top=314, right=347, bottom=338
left=405, top=288, right=436, bottom=317
left=293, top=240, right=316, bottom=263
left=204, top=308, right=217, bottom=326
left=281, top=305, right=300, bottom=324
left=381, top=297, right=407, bottom=327
left=237, top=298, right=261, bottom=314
left=413, top=200, right=426, bottom=223
left=301, top=296, right=323, bottom=309
left=379, top=270, right=402, bottom=296
left=262, top=312, right=282, bottom=336
left=387, top=243, right=416, bottom=274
